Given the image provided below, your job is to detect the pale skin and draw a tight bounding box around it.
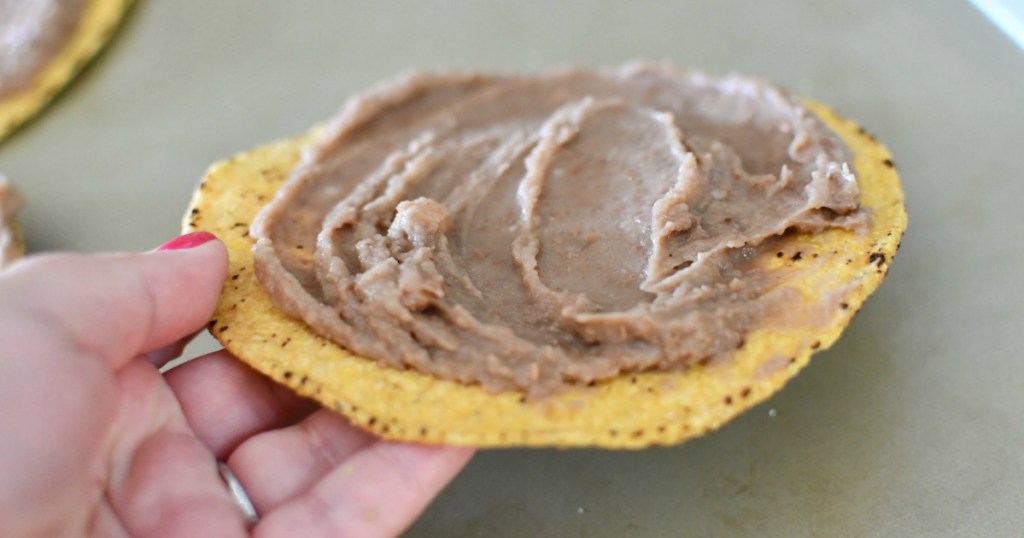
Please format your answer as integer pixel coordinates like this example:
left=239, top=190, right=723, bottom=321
left=0, top=233, right=474, bottom=537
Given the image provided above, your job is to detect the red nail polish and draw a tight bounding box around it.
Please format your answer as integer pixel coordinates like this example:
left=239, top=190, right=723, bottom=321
left=157, top=231, right=217, bottom=251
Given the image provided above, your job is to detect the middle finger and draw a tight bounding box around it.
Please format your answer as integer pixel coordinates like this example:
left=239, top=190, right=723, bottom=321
left=165, top=350, right=317, bottom=458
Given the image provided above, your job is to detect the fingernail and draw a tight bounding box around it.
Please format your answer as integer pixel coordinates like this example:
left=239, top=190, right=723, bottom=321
left=157, top=231, right=217, bottom=251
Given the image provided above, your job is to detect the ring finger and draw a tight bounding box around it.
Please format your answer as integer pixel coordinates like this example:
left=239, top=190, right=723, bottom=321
left=226, top=409, right=376, bottom=513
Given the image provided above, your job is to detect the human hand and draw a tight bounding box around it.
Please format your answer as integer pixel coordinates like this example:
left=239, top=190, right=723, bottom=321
left=0, top=232, right=474, bottom=537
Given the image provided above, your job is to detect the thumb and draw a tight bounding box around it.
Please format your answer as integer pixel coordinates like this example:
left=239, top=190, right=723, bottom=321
left=0, top=231, right=227, bottom=370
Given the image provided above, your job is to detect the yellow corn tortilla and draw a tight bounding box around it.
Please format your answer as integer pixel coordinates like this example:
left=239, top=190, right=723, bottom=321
left=0, top=179, right=25, bottom=267
left=184, top=101, right=906, bottom=448
left=9, top=222, right=22, bottom=258
left=0, top=0, right=133, bottom=143
left=0, top=221, right=24, bottom=267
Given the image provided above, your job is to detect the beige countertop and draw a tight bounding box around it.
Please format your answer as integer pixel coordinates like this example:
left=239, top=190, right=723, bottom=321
left=1, top=1, right=1021, bottom=535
